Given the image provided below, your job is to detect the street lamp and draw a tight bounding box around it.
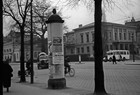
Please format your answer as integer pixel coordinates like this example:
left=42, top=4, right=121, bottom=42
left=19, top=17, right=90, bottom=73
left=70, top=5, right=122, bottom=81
left=30, top=0, right=34, bottom=83
left=11, top=31, right=15, bottom=62
left=132, top=33, right=135, bottom=62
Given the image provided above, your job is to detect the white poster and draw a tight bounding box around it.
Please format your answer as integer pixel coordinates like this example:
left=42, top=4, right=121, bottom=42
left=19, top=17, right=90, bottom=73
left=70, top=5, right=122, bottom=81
left=52, top=53, right=64, bottom=64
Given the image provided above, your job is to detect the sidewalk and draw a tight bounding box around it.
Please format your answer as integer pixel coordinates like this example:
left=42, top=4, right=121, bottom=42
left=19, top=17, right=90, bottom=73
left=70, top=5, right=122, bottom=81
left=124, top=60, right=140, bottom=65
left=3, top=82, right=92, bottom=95
left=5, top=61, right=140, bottom=95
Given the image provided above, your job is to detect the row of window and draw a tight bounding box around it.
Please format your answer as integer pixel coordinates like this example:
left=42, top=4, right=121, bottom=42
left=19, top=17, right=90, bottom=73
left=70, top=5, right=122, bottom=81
left=3, top=51, right=40, bottom=62
left=107, top=51, right=129, bottom=55
left=79, top=28, right=135, bottom=43
left=114, top=28, right=135, bottom=41
left=3, top=48, right=12, bottom=53
left=25, top=51, right=41, bottom=59
left=76, top=46, right=94, bottom=54
left=80, top=32, right=94, bottom=43
left=107, top=43, right=131, bottom=51
left=4, top=53, right=20, bottom=62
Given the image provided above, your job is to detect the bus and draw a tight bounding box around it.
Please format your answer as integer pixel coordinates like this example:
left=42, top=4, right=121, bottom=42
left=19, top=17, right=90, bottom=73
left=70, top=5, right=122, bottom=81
left=103, top=50, right=130, bottom=62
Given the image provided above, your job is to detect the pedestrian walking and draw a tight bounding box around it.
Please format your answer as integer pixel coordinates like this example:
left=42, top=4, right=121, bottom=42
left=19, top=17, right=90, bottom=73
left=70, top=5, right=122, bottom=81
left=26, top=59, right=31, bottom=72
left=112, top=54, right=117, bottom=64
left=2, top=59, right=13, bottom=92
left=119, top=54, right=122, bottom=61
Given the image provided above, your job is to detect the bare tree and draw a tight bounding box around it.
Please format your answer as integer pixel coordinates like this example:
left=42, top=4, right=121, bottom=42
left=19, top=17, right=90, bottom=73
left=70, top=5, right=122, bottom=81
left=0, top=1, right=3, bottom=94
left=65, top=0, right=106, bottom=94
left=24, top=0, right=67, bottom=53
left=65, top=0, right=134, bottom=94
left=32, top=0, right=52, bottom=52
left=3, top=0, right=32, bottom=82
left=7, top=0, right=68, bottom=54
left=94, top=0, right=107, bottom=94
left=28, top=0, right=68, bottom=53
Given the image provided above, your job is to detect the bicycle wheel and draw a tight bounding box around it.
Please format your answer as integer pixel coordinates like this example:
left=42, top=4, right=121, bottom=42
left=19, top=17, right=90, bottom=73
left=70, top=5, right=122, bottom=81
left=69, top=68, right=75, bottom=77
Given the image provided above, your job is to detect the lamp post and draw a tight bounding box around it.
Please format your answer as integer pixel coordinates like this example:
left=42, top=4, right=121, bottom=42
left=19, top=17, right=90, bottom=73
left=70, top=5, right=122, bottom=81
left=46, top=9, right=66, bottom=89
left=12, top=33, right=15, bottom=62
left=30, top=0, right=34, bottom=83
left=132, top=33, right=135, bottom=62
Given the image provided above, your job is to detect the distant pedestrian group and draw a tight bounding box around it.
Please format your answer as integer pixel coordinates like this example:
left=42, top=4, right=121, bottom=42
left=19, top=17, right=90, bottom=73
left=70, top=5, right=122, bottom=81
left=2, top=59, right=13, bottom=92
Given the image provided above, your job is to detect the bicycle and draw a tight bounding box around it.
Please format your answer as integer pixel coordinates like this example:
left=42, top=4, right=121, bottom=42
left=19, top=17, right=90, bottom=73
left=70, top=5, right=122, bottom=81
left=65, top=67, right=75, bottom=77
left=18, top=69, right=31, bottom=77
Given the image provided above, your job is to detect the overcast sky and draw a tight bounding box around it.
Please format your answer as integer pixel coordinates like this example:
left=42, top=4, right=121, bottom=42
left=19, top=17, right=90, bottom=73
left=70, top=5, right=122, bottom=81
left=3, top=0, right=140, bottom=36
left=51, top=0, right=140, bottom=31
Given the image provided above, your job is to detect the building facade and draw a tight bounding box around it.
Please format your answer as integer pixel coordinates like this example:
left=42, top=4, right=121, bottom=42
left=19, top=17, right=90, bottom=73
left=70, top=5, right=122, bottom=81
left=3, top=30, right=45, bottom=62
left=64, top=22, right=137, bottom=61
left=104, top=22, right=136, bottom=52
left=125, top=17, right=140, bottom=54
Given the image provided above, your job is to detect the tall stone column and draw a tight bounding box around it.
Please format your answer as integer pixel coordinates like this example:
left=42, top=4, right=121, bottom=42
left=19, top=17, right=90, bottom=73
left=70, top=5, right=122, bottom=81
left=46, top=9, right=66, bottom=89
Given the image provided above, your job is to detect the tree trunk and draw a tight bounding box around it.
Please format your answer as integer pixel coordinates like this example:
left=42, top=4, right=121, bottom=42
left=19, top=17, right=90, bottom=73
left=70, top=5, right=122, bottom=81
left=102, top=23, right=107, bottom=57
left=94, top=0, right=107, bottom=94
left=41, top=35, right=45, bottom=52
left=20, top=27, right=26, bottom=82
left=0, top=1, right=3, bottom=94
left=30, top=0, right=34, bottom=83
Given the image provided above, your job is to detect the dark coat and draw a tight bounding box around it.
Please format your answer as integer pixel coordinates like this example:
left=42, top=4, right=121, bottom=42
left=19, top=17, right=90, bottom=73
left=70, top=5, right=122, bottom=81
left=2, top=61, right=13, bottom=88
left=64, top=57, right=70, bottom=67
left=26, top=59, right=31, bottom=70
left=112, top=55, right=116, bottom=62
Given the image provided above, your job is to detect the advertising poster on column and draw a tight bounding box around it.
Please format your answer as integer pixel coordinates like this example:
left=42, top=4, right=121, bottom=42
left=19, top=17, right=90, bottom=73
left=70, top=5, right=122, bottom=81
left=52, top=52, right=64, bottom=64
left=52, top=36, right=64, bottom=64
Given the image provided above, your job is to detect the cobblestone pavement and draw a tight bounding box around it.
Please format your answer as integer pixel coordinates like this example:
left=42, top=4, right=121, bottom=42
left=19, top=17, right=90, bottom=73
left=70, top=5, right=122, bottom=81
left=10, top=60, right=140, bottom=95
left=104, top=61, right=140, bottom=95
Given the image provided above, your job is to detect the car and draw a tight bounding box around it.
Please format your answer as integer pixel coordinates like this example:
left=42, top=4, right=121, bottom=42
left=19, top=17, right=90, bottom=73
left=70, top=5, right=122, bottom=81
left=37, top=60, right=49, bottom=69
left=37, top=52, right=49, bottom=69
left=103, top=56, right=108, bottom=62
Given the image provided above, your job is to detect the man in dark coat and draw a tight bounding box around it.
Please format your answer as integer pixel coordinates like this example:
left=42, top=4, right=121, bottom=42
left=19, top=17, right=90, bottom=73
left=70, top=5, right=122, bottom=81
left=2, top=59, right=13, bottom=92
left=26, top=59, right=31, bottom=71
left=112, top=54, right=117, bottom=64
left=64, top=57, right=70, bottom=73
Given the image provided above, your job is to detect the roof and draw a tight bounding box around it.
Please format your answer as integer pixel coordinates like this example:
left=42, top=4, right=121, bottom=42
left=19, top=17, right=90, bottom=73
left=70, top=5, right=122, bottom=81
left=74, top=23, right=94, bottom=31
left=73, top=22, right=137, bottom=31
left=46, top=9, right=64, bottom=23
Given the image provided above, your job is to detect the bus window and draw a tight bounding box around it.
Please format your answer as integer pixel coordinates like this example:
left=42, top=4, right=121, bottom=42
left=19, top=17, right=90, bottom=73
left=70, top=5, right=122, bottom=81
left=124, top=52, right=126, bottom=55
left=116, top=52, right=119, bottom=55
left=120, top=52, right=123, bottom=54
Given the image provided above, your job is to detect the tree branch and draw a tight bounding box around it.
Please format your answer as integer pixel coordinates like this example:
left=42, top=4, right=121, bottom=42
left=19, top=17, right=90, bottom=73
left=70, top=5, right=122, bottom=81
left=16, top=0, right=23, bottom=18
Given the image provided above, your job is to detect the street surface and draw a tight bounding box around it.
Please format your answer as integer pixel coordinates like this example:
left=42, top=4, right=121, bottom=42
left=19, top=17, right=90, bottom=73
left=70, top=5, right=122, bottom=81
left=4, top=60, right=140, bottom=95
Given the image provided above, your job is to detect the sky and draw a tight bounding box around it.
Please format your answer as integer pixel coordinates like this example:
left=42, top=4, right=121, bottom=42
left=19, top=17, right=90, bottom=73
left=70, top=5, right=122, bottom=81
left=3, top=0, right=140, bottom=36
left=50, top=0, right=140, bottom=31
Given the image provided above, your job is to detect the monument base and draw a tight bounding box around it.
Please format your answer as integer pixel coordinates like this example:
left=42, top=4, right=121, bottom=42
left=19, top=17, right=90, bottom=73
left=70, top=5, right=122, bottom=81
left=48, top=78, right=66, bottom=89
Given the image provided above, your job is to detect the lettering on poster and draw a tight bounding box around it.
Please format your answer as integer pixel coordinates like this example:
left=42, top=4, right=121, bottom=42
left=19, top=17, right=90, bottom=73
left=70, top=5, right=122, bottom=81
left=53, top=45, right=62, bottom=52
left=53, top=37, right=62, bottom=45
left=52, top=53, right=64, bottom=64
